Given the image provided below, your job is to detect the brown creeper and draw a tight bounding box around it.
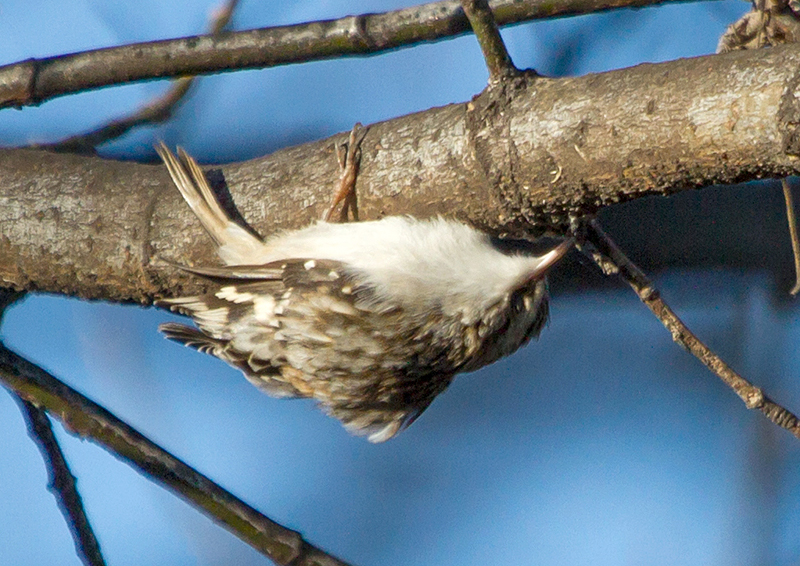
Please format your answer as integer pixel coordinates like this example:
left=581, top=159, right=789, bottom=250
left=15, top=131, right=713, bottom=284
left=155, top=136, right=571, bottom=442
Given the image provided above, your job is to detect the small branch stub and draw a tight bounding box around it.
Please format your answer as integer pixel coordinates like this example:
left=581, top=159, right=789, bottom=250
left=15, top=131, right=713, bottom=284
left=460, top=0, right=522, bottom=82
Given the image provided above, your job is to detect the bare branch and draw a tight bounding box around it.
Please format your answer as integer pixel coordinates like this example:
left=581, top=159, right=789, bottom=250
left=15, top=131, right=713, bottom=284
left=15, top=398, right=107, bottom=566
left=0, top=0, right=711, bottom=110
left=0, top=290, right=105, bottom=565
left=781, top=178, right=800, bottom=294
left=42, top=0, right=240, bottom=154
left=460, top=0, right=521, bottom=82
left=3, top=45, right=800, bottom=303
left=0, top=345, right=352, bottom=566
left=580, top=219, right=800, bottom=439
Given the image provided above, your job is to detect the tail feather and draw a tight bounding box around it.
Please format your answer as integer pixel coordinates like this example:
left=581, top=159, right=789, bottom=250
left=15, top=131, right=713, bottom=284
left=156, top=143, right=265, bottom=265
left=159, top=322, right=226, bottom=356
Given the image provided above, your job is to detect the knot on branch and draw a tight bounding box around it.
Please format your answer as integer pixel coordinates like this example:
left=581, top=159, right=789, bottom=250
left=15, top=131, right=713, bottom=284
left=464, top=72, right=559, bottom=234
left=743, top=386, right=765, bottom=409
left=0, top=58, right=37, bottom=109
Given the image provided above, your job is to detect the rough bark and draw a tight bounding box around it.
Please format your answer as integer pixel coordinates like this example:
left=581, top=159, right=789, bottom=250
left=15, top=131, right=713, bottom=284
left=2, top=44, right=800, bottom=304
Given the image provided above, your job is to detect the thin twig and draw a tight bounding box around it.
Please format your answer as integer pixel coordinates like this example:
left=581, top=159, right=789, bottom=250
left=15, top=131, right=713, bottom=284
left=460, top=0, right=521, bottom=82
left=1, top=290, right=105, bottom=566
left=580, top=219, right=800, bottom=439
left=0, top=291, right=105, bottom=566
left=0, top=0, right=710, bottom=110
left=43, top=0, right=240, bottom=153
left=0, top=345, right=351, bottom=566
left=781, top=178, right=800, bottom=295
left=15, top=398, right=107, bottom=566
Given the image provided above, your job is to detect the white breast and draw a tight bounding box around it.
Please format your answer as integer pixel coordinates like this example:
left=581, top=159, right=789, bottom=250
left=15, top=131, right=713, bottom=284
left=250, top=217, right=548, bottom=319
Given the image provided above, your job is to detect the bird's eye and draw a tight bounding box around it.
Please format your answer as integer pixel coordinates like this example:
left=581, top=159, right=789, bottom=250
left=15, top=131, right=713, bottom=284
left=509, top=289, right=528, bottom=313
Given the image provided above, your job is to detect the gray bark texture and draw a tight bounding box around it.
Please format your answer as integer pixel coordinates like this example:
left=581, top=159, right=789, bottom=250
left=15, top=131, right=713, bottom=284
left=2, top=44, right=800, bottom=304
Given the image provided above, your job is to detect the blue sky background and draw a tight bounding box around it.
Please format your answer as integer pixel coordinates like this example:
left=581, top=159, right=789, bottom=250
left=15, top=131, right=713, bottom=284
left=3, top=1, right=800, bottom=565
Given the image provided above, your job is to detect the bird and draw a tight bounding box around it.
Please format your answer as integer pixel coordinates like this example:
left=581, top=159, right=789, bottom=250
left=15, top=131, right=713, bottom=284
left=155, top=129, right=571, bottom=442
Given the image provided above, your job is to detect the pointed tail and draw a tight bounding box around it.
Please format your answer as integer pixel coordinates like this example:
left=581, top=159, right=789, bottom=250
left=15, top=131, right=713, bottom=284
left=155, top=143, right=266, bottom=265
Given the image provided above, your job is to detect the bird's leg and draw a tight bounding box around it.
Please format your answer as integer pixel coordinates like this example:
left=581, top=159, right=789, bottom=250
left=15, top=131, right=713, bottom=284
left=323, top=123, right=368, bottom=223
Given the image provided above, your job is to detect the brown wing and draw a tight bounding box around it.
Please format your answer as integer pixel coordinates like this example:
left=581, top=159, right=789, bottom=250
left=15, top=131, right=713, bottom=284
left=157, top=257, right=456, bottom=441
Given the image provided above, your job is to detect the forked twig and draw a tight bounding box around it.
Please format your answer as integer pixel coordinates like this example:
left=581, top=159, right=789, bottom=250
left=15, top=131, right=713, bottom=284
left=579, top=219, right=800, bottom=439
left=2, top=0, right=690, bottom=110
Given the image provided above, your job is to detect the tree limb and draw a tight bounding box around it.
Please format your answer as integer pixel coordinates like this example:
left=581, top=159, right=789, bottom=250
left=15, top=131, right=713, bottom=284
left=3, top=45, right=800, bottom=303
left=0, top=345, right=351, bottom=566
left=782, top=178, right=800, bottom=294
left=0, top=0, right=710, bottom=109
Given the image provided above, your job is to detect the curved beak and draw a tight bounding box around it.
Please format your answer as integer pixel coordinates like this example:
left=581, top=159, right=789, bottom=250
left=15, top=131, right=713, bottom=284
left=530, top=238, right=573, bottom=279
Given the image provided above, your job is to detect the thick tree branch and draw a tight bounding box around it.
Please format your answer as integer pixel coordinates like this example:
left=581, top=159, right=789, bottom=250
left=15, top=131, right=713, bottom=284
left=0, top=345, right=351, bottom=566
left=2, top=45, right=800, bottom=303
left=0, top=0, right=706, bottom=109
